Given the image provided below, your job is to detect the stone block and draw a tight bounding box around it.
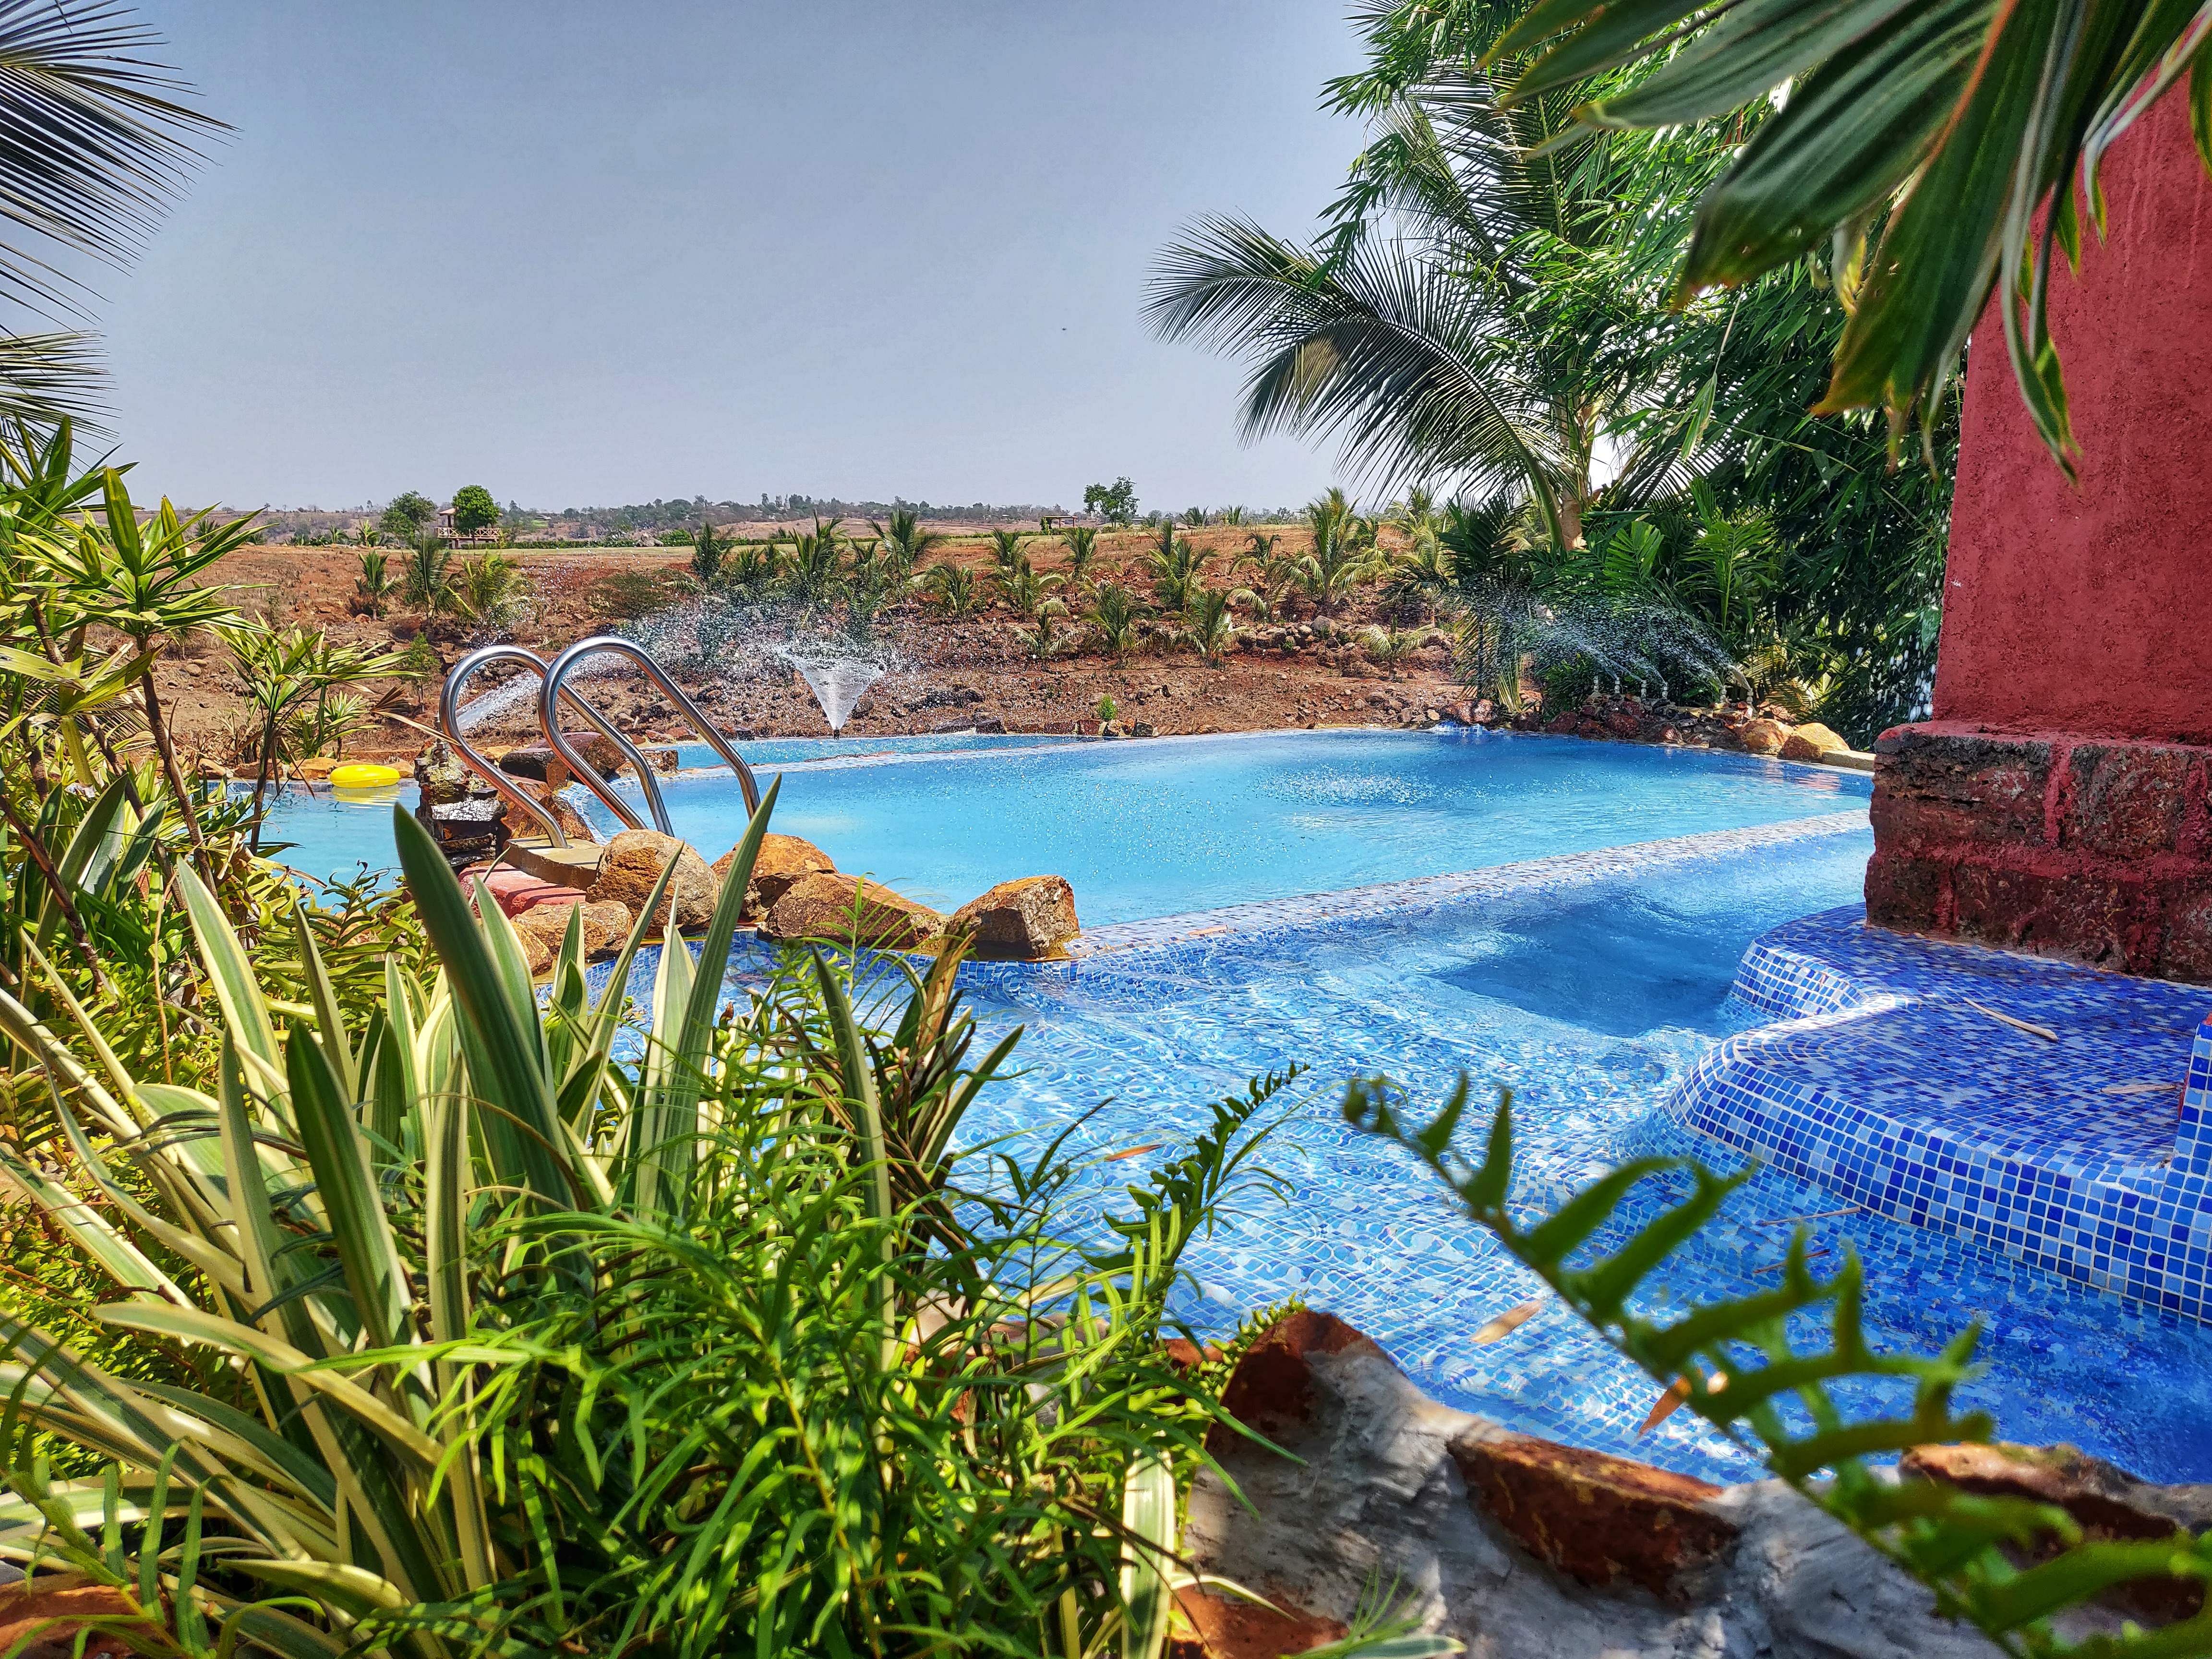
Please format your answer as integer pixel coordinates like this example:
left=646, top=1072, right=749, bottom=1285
left=1863, top=849, right=1947, bottom=932
left=1870, top=727, right=2055, bottom=848
left=2064, top=741, right=2200, bottom=860
left=1949, top=860, right=2140, bottom=970
left=1449, top=1430, right=1737, bottom=1598
left=947, top=875, right=1079, bottom=960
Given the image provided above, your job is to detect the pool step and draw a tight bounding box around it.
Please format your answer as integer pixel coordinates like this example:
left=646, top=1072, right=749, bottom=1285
left=505, top=838, right=607, bottom=887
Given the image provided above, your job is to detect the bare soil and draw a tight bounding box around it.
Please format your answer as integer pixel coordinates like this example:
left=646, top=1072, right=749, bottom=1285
left=164, top=528, right=1471, bottom=767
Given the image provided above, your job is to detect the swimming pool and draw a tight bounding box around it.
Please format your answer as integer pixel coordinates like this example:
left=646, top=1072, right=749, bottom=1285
left=600, top=814, right=2212, bottom=1488
left=267, top=728, right=1871, bottom=923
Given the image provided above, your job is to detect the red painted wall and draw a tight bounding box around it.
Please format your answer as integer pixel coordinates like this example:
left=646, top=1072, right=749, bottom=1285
left=1931, top=88, right=2212, bottom=745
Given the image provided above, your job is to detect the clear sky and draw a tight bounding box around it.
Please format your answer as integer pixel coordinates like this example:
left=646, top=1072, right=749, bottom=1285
left=94, top=1, right=1369, bottom=515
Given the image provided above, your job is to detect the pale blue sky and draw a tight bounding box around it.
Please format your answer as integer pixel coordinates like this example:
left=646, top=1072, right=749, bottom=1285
left=96, top=2, right=1367, bottom=514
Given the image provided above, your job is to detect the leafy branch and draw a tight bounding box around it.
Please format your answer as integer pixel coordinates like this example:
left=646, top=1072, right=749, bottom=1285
left=1346, top=1075, right=2212, bottom=1658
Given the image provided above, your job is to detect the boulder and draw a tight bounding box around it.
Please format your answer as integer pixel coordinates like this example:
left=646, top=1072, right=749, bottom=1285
left=413, top=739, right=482, bottom=809
left=496, top=745, right=566, bottom=785
left=713, top=832, right=835, bottom=916
left=947, top=875, right=1080, bottom=960
left=759, top=873, right=945, bottom=950
left=586, top=829, right=718, bottom=931
left=1780, top=721, right=1849, bottom=762
left=1739, top=718, right=1790, bottom=757
left=496, top=775, right=593, bottom=843
left=513, top=899, right=633, bottom=976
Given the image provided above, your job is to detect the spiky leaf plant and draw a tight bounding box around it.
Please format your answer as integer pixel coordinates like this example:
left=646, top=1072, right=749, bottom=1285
left=1348, top=1077, right=2212, bottom=1658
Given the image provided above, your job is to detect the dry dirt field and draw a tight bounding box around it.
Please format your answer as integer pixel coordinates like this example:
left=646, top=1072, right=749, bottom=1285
left=162, top=526, right=1470, bottom=767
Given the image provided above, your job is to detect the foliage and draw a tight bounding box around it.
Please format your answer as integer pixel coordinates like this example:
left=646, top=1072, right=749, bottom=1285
left=1491, top=0, right=2211, bottom=471
left=920, top=559, right=985, bottom=620
left=1059, top=524, right=1102, bottom=592
left=868, top=508, right=940, bottom=582
left=449, top=484, right=498, bottom=538
left=0, top=786, right=1365, bottom=1659
left=1086, top=581, right=1144, bottom=661
left=1233, top=531, right=1301, bottom=622
left=1349, top=1075, right=2212, bottom=1658
left=223, top=622, right=414, bottom=834
left=1144, top=522, right=1210, bottom=616
left=1150, top=2, right=1956, bottom=737
left=1083, top=477, right=1139, bottom=525
left=378, top=492, right=436, bottom=542
left=1361, top=623, right=1419, bottom=677
left=1300, top=491, right=1381, bottom=611
left=0, top=4, right=225, bottom=422
left=1094, top=693, right=1118, bottom=722
left=453, top=551, right=525, bottom=631
left=1187, top=586, right=1240, bottom=664
left=686, top=518, right=726, bottom=584
left=352, top=549, right=395, bottom=619
left=397, top=529, right=453, bottom=616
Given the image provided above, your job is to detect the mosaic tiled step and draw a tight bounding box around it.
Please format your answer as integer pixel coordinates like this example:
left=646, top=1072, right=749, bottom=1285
left=1671, top=906, right=2212, bottom=1320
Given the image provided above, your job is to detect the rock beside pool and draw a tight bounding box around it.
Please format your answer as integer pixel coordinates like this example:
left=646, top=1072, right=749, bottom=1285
left=512, top=898, right=633, bottom=976
left=587, top=829, right=718, bottom=931
left=948, top=875, right=1079, bottom=960
left=1183, top=1308, right=2019, bottom=1656
left=1780, top=721, right=1848, bottom=762
left=760, top=873, right=945, bottom=950
left=496, top=774, right=594, bottom=844
left=1738, top=717, right=1789, bottom=756
left=713, top=832, right=835, bottom=916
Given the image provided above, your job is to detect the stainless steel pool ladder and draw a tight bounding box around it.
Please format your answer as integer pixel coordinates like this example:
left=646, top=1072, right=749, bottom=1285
left=538, top=635, right=762, bottom=834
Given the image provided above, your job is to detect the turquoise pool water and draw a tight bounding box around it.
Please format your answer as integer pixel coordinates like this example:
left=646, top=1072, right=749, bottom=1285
left=604, top=819, right=2212, bottom=1487
left=264, top=729, right=1872, bottom=921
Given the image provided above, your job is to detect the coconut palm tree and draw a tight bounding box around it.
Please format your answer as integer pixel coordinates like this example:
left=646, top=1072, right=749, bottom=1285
left=1300, top=491, right=1379, bottom=611
left=870, top=507, right=940, bottom=581
left=0, top=8, right=224, bottom=421
left=1057, top=523, right=1101, bottom=593
left=1233, top=530, right=1303, bottom=622
left=1144, top=529, right=1210, bottom=616
left=1148, top=58, right=1730, bottom=555
left=920, top=560, right=985, bottom=619
left=1085, top=580, right=1143, bottom=661
left=1485, top=0, right=2206, bottom=471
left=1186, top=586, right=1239, bottom=664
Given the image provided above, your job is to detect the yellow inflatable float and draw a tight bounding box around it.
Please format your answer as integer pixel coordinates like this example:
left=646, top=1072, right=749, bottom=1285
left=328, top=762, right=403, bottom=790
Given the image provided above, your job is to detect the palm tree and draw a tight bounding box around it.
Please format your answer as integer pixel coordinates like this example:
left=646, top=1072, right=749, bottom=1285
left=1300, top=492, right=1378, bottom=611
left=1144, top=529, right=1210, bottom=616
left=1233, top=531, right=1302, bottom=622
left=1484, top=0, right=2203, bottom=470
left=985, top=528, right=1028, bottom=584
left=401, top=528, right=455, bottom=615
left=1148, top=61, right=1720, bottom=555
left=780, top=517, right=844, bottom=608
left=0, top=8, right=225, bottom=421
left=870, top=508, right=940, bottom=581
left=689, top=519, right=728, bottom=584
left=1085, top=581, right=1143, bottom=661
left=920, top=560, right=985, bottom=619
left=1186, top=586, right=1239, bottom=664
left=355, top=548, right=397, bottom=618
left=996, top=552, right=1062, bottom=621
left=1059, top=524, right=1101, bottom=593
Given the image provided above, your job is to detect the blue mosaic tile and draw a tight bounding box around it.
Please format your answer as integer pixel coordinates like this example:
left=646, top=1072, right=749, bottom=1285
left=1670, top=906, right=2212, bottom=1319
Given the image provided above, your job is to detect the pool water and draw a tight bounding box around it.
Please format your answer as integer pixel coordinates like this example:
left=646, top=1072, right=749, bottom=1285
left=263, top=729, right=1870, bottom=922
left=613, top=819, right=2212, bottom=1487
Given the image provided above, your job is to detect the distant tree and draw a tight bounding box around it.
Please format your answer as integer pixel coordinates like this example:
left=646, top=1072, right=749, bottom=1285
left=451, top=483, right=498, bottom=537
left=379, top=491, right=436, bottom=540
left=1082, top=477, right=1137, bottom=525
left=689, top=519, right=727, bottom=584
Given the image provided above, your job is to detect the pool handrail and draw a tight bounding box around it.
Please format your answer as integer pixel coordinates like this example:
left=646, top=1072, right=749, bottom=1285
left=437, top=646, right=575, bottom=847
left=538, top=635, right=763, bottom=835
